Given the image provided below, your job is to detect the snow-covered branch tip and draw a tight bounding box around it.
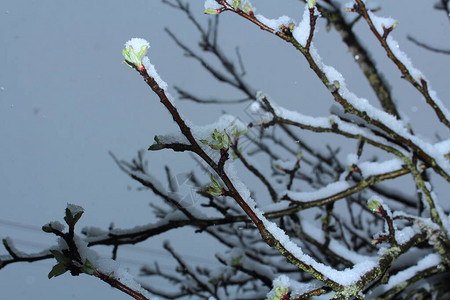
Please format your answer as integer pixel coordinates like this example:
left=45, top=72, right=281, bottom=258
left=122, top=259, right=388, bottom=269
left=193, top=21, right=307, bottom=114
left=43, top=204, right=154, bottom=300
left=123, top=38, right=150, bottom=71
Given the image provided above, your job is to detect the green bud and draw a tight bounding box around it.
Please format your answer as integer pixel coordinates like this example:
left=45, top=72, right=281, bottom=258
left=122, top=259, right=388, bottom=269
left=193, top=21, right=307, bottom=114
left=42, top=225, right=53, bottom=233
left=275, top=286, right=288, bottom=297
left=243, top=2, right=252, bottom=14
left=206, top=186, right=223, bottom=197
left=64, top=205, right=84, bottom=227
left=368, top=199, right=381, bottom=213
left=308, top=0, right=318, bottom=9
left=48, top=263, right=68, bottom=279
left=204, top=8, right=220, bottom=15
left=148, top=135, right=163, bottom=151
left=122, top=44, right=148, bottom=69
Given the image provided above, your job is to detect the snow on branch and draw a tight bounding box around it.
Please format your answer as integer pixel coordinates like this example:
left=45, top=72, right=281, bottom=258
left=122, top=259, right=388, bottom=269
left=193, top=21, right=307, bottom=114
left=6, top=1, right=450, bottom=299
left=349, top=0, right=450, bottom=129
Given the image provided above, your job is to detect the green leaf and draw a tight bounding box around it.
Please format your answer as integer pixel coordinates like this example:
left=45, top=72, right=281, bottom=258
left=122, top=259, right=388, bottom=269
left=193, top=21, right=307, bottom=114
left=50, top=250, right=71, bottom=265
left=210, top=144, right=222, bottom=150
left=232, top=127, right=248, bottom=138
left=72, top=211, right=84, bottom=226
left=308, top=0, right=318, bottom=8
left=122, top=48, right=132, bottom=62
left=204, top=8, right=220, bottom=15
left=210, top=175, right=220, bottom=188
left=80, top=259, right=97, bottom=276
left=137, top=45, right=149, bottom=61
left=48, top=263, right=68, bottom=279
left=125, top=46, right=139, bottom=64
left=232, top=0, right=241, bottom=9
left=200, top=139, right=209, bottom=145
left=148, top=143, right=164, bottom=151
left=64, top=208, right=73, bottom=226
left=224, top=132, right=232, bottom=148
left=243, top=2, right=252, bottom=14
left=212, top=129, right=221, bottom=141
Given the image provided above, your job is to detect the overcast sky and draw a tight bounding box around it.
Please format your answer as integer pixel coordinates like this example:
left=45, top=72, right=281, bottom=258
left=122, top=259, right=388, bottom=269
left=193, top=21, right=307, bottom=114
left=1, top=0, right=449, bottom=299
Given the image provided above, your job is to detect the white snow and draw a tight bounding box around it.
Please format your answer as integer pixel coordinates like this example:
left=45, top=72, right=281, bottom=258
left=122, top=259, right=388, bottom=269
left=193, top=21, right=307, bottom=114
left=358, top=159, right=403, bottom=177
left=382, top=253, right=441, bottom=291
left=72, top=235, right=156, bottom=299
left=124, top=38, right=150, bottom=55
left=191, top=114, right=247, bottom=142
left=286, top=181, right=350, bottom=202
left=385, top=36, right=423, bottom=81
left=302, top=222, right=373, bottom=264
left=49, top=221, right=66, bottom=231
left=81, top=226, right=107, bottom=237
left=266, top=275, right=324, bottom=299
left=307, top=44, right=450, bottom=175
left=367, top=10, right=450, bottom=123
left=434, top=138, right=450, bottom=156
left=260, top=201, right=292, bottom=213
left=274, top=158, right=298, bottom=170
left=224, top=153, right=382, bottom=286
left=248, top=100, right=262, bottom=114
left=367, top=11, right=397, bottom=36
left=266, top=275, right=290, bottom=299
left=255, top=14, right=292, bottom=32
left=394, top=226, right=416, bottom=245
left=346, top=153, right=358, bottom=166
left=124, top=38, right=168, bottom=91
left=292, top=4, right=314, bottom=47
left=67, top=203, right=84, bottom=215
left=263, top=212, right=378, bottom=285
left=156, top=132, right=189, bottom=145
left=142, top=56, right=168, bottom=91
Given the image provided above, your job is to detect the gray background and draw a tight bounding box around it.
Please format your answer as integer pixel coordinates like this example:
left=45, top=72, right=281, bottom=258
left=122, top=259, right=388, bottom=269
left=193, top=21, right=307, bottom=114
left=1, top=0, right=449, bottom=299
